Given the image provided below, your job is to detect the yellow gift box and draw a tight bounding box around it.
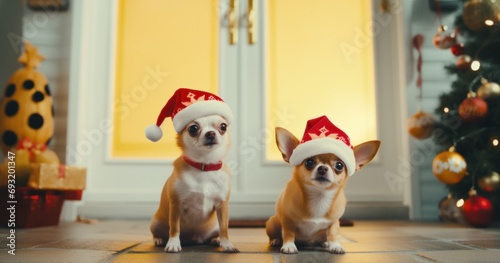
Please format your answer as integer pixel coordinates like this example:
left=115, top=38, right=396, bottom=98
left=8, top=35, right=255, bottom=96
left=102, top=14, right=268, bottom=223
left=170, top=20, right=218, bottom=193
left=28, top=163, right=86, bottom=190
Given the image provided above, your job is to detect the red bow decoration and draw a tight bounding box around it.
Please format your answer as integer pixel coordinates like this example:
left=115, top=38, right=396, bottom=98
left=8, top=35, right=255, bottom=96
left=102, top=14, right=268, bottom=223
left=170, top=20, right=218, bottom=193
left=58, top=164, right=66, bottom=179
left=18, top=138, right=47, bottom=161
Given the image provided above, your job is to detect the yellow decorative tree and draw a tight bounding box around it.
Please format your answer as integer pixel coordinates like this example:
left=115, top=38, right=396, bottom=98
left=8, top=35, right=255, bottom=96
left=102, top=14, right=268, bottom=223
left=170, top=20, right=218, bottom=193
left=0, top=41, right=54, bottom=153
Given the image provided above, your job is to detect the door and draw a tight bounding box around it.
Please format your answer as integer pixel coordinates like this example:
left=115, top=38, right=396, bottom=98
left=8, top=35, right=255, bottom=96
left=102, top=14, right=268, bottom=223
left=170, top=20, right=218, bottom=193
left=68, top=0, right=410, bottom=219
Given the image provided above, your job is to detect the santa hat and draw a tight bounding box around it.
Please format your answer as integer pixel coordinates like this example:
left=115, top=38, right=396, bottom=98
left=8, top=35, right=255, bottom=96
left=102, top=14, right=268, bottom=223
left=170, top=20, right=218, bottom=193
left=145, top=88, right=233, bottom=141
left=289, top=116, right=356, bottom=176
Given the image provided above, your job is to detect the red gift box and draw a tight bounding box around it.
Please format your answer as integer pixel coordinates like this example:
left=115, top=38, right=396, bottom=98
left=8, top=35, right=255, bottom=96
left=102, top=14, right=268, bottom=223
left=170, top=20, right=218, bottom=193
left=62, top=190, right=83, bottom=200
left=1, top=187, right=64, bottom=228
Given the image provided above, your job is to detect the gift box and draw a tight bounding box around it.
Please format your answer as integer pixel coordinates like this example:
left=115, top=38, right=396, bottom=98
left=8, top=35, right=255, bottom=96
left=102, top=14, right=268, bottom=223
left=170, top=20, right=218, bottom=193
left=0, top=187, right=64, bottom=228
left=28, top=163, right=86, bottom=190
left=62, top=190, right=83, bottom=200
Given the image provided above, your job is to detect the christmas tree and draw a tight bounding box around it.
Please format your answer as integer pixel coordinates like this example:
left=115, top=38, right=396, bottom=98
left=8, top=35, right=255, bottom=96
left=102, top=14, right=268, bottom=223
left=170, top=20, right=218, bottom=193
left=432, top=0, right=500, bottom=227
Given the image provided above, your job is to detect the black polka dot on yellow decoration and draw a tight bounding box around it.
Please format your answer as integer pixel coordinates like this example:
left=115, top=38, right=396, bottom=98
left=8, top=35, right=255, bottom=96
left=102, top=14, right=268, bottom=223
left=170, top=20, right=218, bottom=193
left=5, top=84, right=15, bottom=97
left=32, top=91, right=45, bottom=102
left=2, top=130, right=18, bottom=147
left=45, top=84, right=51, bottom=96
left=51, top=105, right=55, bottom=117
left=28, top=113, right=44, bottom=130
left=23, top=80, right=35, bottom=90
left=5, top=101, right=19, bottom=117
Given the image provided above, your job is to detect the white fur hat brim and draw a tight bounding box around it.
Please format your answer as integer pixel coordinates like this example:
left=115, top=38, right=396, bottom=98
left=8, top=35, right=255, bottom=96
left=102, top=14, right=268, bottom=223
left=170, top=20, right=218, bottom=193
left=172, top=100, right=233, bottom=133
left=289, top=137, right=356, bottom=176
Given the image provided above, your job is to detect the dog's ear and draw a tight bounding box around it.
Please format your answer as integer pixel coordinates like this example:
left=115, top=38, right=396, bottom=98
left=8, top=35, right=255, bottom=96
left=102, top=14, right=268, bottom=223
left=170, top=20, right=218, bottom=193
left=275, top=127, right=300, bottom=163
left=353, top=140, right=381, bottom=171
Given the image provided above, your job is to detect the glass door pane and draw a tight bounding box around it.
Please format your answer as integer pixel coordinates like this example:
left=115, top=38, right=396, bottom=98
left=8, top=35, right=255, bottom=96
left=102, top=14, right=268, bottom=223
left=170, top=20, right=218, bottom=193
left=112, top=0, right=220, bottom=158
left=266, top=0, right=378, bottom=160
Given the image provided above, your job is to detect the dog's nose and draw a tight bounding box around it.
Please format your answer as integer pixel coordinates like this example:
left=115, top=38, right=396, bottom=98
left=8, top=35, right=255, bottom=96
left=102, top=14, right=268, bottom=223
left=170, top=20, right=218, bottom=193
left=205, top=131, right=216, bottom=140
left=317, top=165, right=328, bottom=175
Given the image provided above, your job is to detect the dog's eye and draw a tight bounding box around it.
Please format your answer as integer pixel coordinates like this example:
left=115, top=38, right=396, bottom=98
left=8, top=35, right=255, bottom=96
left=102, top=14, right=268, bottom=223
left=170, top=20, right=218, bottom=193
left=304, top=158, right=316, bottom=170
left=220, top=123, right=227, bottom=132
left=334, top=161, right=344, bottom=172
left=188, top=125, right=199, bottom=136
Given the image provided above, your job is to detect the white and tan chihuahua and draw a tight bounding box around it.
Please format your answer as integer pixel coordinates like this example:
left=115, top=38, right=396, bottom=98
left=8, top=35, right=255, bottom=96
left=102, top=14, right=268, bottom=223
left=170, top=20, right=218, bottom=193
left=146, top=88, right=238, bottom=253
left=266, top=116, right=380, bottom=254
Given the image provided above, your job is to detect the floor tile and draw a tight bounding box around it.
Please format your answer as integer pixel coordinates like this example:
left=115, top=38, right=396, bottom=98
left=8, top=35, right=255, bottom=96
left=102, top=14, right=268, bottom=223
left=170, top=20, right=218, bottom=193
left=280, top=252, right=424, bottom=263
left=342, top=240, right=470, bottom=253
left=455, top=239, right=500, bottom=249
left=130, top=241, right=279, bottom=253
left=35, top=239, right=140, bottom=251
left=342, top=235, right=436, bottom=243
left=111, top=252, right=275, bottom=263
left=397, top=228, right=500, bottom=241
left=0, top=249, right=114, bottom=263
left=417, top=250, right=500, bottom=263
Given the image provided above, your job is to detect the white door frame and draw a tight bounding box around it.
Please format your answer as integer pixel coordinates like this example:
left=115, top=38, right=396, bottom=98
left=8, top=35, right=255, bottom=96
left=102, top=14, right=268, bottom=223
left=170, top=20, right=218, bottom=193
left=67, top=0, right=413, bottom=220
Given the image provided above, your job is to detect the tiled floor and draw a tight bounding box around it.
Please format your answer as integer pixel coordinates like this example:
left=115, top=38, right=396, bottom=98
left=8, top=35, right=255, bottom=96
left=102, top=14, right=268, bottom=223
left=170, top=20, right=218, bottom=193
left=1, top=220, right=499, bottom=263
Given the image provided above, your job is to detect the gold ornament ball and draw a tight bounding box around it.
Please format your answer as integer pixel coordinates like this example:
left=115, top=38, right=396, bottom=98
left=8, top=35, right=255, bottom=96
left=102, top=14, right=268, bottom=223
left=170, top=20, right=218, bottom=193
left=477, top=79, right=500, bottom=99
left=432, top=151, right=467, bottom=184
left=407, top=111, right=435, bottom=139
left=478, top=172, right=500, bottom=192
left=462, top=0, right=500, bottom=32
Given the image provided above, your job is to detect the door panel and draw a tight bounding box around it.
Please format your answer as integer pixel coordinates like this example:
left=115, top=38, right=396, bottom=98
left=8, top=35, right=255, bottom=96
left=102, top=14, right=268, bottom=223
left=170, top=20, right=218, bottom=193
left=112, top=0, right=220, bottom=158
left=266, top=0, right=377, bottom=160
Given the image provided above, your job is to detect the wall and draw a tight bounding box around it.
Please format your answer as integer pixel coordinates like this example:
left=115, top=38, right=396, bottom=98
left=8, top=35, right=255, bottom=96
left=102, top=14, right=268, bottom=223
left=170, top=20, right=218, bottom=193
left=0, top=1, right=23, bottom=87
left=406, top=0, right=458, bottom=220
left=22, top=4, right=72, bottom=160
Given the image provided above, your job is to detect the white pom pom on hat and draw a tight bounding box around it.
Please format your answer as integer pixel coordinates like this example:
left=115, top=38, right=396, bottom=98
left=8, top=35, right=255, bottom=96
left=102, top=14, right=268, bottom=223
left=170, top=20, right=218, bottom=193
left=144, top=88, right=233, bottom=141
left=289, top=115, right=356, bottom=176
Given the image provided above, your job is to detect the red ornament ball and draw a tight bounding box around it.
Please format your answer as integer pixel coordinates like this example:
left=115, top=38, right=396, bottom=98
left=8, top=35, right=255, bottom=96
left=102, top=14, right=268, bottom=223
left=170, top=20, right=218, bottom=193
left=458, top=97, right=488, bottom=122
left=451, top=43, right=464, bottom=56
left=462, top=195, right=494, bottom=228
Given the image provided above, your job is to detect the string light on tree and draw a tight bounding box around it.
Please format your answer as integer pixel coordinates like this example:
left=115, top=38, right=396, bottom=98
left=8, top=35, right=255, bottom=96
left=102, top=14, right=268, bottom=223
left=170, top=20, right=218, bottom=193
left=470, top=60, right=481, bottom=71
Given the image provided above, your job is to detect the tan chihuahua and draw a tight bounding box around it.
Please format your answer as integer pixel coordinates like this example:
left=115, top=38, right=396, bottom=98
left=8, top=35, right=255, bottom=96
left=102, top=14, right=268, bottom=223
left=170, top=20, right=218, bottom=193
left=266, top=116, right=380, bottom=254
left=145, top=88, right=238, bottom=253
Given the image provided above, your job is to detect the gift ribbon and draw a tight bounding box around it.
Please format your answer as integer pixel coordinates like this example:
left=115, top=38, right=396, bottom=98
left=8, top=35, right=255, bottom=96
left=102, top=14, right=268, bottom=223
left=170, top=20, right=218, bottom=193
left=18, top=137, right=47, bottom=161
left=58, top=164, right=66, bottom=179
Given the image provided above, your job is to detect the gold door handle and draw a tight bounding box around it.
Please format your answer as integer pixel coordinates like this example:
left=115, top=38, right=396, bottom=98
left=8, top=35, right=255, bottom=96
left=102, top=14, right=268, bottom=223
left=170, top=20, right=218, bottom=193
left=229, top=0, right=239, bottom=45
left=247, top=0, right=256, bottom=44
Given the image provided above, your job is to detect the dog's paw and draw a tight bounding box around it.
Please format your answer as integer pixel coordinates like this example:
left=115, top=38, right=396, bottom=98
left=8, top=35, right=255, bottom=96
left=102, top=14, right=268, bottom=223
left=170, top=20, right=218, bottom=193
left=323, top=241, right=345, bottom=254
left=220, top=238, right=239, bottom=253
left=209, top=237, right=220, bottom=246
left=280, top=242, right=298, bottom=254
left=164, top=238, right=182, bottom=253
left=269, top=239, right=282, bottom=247
left=153, top=237, right=166, bottom=247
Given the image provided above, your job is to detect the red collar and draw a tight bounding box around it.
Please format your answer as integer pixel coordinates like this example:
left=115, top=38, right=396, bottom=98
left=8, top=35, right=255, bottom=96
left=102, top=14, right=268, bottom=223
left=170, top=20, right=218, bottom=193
left=182, top=156, right=223, bottom=171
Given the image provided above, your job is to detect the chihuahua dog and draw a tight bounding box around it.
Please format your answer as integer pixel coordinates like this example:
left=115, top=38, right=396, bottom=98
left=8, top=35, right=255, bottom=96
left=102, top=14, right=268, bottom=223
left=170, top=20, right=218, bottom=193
left=146, top=88, right=238, bottom=253
left=266, top=122, right=380, bottom=254
left=150, top=115, right=238, bottom=253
